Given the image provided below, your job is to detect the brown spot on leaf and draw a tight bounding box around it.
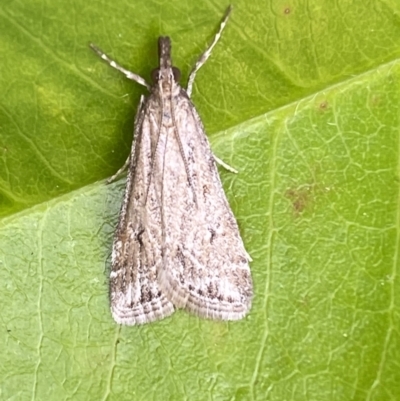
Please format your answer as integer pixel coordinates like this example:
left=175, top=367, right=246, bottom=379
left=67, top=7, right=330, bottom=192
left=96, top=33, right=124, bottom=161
left=369, top=94, right=381, bottom=108
left=285, top=185, right=312, bottom=214
left=318, top=101, right=329, bottom=111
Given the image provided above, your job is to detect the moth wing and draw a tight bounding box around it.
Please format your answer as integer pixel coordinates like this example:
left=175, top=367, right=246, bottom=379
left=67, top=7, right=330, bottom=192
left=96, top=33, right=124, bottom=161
left=110, top=96, right=175, bottom=325
left=158, top=92, right=253, bottom=320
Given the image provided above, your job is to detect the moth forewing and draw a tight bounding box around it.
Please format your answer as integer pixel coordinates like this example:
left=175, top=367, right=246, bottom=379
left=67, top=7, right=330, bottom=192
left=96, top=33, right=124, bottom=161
left=110, top=96, right=175, bottom=325
left=156, top=92, right=252, bottom=320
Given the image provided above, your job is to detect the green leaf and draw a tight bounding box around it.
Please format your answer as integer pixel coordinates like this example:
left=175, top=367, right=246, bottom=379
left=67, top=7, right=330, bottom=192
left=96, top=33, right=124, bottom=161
left=1, top=1, right=399, bottom=400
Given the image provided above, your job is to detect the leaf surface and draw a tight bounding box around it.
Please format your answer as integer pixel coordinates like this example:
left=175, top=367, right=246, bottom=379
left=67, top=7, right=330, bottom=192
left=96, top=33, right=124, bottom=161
left=0, top=1, right=399, bottom=400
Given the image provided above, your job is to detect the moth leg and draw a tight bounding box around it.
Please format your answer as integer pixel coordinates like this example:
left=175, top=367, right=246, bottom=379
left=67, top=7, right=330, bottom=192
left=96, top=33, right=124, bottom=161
left=213, top=155, right=238, bottom=174
left=107, top=156, right=130, bottom=184
left=90, top=43, right=151, bottom=90
left=186, top=5, right=232, bottom=97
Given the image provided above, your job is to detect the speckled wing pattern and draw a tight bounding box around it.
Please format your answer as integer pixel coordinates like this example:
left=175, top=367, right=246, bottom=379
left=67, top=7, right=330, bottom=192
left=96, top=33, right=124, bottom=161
left=156, top=89, right=252, bottom=320
left=110, top=96, right=175, bottom=325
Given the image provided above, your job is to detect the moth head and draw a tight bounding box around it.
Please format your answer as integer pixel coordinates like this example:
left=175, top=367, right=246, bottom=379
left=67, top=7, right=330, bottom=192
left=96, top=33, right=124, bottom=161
left=151, top=36, right=181, bottom=84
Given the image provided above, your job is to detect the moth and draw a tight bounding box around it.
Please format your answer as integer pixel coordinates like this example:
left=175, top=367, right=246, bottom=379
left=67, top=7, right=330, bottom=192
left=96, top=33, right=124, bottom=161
left=90, top=6, right=253, bottom=325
